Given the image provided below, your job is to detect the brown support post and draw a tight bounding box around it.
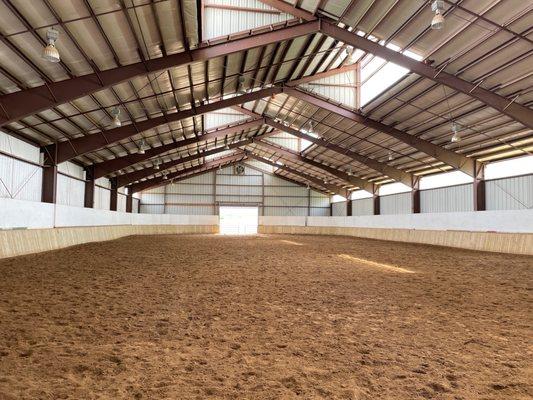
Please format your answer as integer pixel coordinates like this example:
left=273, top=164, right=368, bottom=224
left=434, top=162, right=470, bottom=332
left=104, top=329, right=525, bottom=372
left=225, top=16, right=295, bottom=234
left=110, top=177, right=118, bottom=211
left=126, top=193, right=133, bottom=213
left=330, top=201, right=333, bottom=216
left=473, top=162, right=486, bottom=211
left=41, top=149, right=57, bottom=204
left=84, top=165, right=95, bottom=208
left=347, top=196, right=353, bottom=216
left=373, top=185, right=380, bottom=215
left=412, top=176, right=421, bottom=214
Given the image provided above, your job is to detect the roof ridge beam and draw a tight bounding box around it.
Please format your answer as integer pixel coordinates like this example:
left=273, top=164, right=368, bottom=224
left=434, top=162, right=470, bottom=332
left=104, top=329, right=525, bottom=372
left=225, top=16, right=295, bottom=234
left=259, top=0, right=533, bottom=130
left=0, top=20, right=319, bottom=127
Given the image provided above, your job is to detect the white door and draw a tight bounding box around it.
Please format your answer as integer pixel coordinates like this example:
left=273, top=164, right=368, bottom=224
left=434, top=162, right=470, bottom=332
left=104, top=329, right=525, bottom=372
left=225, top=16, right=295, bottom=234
left=219, top=206, right=259, bottom=235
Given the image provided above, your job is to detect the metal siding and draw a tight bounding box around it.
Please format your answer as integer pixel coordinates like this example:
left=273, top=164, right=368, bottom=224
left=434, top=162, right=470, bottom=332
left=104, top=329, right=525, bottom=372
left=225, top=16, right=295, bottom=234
left=57, top=161, right=84, bottom=179
left=166, top=194, right=214, bottom=204
left=264, top=206, right=308, bottom=216
left=380, top=192, right=412, bottom=215
left=486, top=175, right=533, bottom=210
left=94, top=186, right=111, bottom=210
left=352, top=198, right=374, bottom=216
left=204, top=0, right=291, bottom=40
left=56, top=174, right=85, bottom=207
left=132, top=198, right=140, bottom=213
left=0, top=131, right=40, bottom=163
left=0, top=154, right=42, bottom=202
left=301, top=69, right=356, bottom=108
left=204, top=110, right=248, bottom=130
left=117, top=193, right=127, bottom=212
left=421, top=184, right=474, bottom=213
left=310, top=207, right=330, bottom=216
left=140, top=204, right=165, bottom=214
left=166, top=205, right=216, bottom=215
left=332, top=201, right=347, bottom=216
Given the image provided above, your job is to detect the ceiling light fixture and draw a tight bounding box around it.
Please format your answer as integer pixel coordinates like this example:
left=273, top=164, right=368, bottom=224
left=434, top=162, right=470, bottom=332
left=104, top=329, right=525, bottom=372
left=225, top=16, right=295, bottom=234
left=138, top=139, right=146, bottom=154
left=451, top=122, right=461, bottom=143
left=388, top=151, right=393, bottom=161
left=153, top=159, right=160, bottom=170
left=42, top=28, right=60, bottom=63
left=431, top=1, right=445, bottom=30
left=110, top=107, right=121, bottom=127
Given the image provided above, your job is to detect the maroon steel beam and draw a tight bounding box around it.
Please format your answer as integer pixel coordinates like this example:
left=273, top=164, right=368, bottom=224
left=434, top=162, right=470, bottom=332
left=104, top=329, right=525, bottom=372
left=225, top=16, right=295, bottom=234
left=284, top=86, right=477, bottom=176
left=245, top=150, right=348, bottom=198
left=260, top=0, right=533, bottom=130
left=41, top=165, right=57, bottom=204
left=115, top=128, right=279, bottom=187
left=473, top=162, right=486, bottom=211
left=255, top=138, right=374, bottom=192
left=46, top=87, right=281, bottom=165
left=0, top=20, right=319, bottom=126
left=109, top=178, right=118, bottom=211
left=128, top=152, right=246, bottom=193
left=265, top=116, right=414, bottom=187
left=92, top=118, right=265, bottom=178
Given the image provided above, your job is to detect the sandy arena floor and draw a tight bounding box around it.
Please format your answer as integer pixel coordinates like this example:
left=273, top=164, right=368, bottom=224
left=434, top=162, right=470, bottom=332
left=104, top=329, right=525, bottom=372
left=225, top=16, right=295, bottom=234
left=0, top=234, right=531, bottom=399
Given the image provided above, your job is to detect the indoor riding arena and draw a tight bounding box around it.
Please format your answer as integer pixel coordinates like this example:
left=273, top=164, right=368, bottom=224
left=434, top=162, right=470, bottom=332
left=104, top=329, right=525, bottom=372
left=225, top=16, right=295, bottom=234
left=0, top=1, right=532, bottom=399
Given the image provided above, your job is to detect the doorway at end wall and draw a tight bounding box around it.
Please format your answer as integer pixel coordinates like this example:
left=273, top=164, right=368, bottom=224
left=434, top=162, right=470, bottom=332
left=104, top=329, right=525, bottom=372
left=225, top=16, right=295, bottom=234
left=219, top=206, right=258, bottom=235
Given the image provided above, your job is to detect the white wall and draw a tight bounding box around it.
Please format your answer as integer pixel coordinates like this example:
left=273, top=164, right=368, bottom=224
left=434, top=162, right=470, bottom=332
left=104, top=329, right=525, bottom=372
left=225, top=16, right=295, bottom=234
left=0, top=197, right=217, bottom=230
left=260, top=209, right=533, bottom=233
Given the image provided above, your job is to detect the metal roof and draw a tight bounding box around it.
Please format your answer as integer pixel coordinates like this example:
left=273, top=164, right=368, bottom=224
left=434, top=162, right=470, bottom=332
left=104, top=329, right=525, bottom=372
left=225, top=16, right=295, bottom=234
left=0, top=0, right=531, bottom=195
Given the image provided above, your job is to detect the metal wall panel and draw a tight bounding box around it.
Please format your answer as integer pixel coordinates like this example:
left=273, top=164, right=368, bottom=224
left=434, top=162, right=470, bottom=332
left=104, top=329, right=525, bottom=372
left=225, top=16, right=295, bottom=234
left=139, top=192, right=165, bottom=205
left=352, top=198, right=374, bottom=216
left=56, top=174, right=85, bottom=207
left=301, top=69, right=356, bottom=108
left=263, top=206, right=308, bottom=216
left=204, top=0, right=291, bottom=40
left=140, top=204, right=165, bottom=214
left=310, top=207, right=330, bottom=216
left=132, top=198, right=140, bottom=213
left=380, top=192, right=412, bottom=215
left=332, top=201, right=347, bottom=216
left=204, top=110, right=247, bottom=129
left=0, top=130, right=40, bottom=163
left=265, top=185, right=307, bottom=197
left=94, top=186, right=110, bottom=210
left=165, top=205, right=216, bottom=215
left=57, top=161, right=84, bottom=179
left=310, top=193, right=330, bottom=207
left=263, top=195, right=308, bottom=207
left=486, top=175, right=533, bottom=210
left=166, top=194, right=214, bottom=204
left=0, top=154, right=42, bottom=202
left=421, top=184, right=473, bottom=213
left=117, top=193, right=127, bottom=212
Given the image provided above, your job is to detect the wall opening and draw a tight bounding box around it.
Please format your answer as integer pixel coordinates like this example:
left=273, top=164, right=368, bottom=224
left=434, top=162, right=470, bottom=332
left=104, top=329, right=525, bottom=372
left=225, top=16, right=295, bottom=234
left=219, top=206, right=258, bottom=235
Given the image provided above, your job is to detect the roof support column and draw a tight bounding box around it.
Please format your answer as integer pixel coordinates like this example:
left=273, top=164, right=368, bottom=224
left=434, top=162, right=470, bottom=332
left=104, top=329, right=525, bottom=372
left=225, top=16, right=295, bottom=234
left=126, top=193, right=133, bottom=213
left=412, top=176, right=421, bottom=214
left=84, top=166, right=95, bottom=208
left=110, top=178, right=118, bottom=211
left=41, top=149, right=57, bottom=204
left=373, top=185, right=380, bottom=216
left=473, top=162, right=486, bottom=211
left=347, top=196, right=353, bottom=217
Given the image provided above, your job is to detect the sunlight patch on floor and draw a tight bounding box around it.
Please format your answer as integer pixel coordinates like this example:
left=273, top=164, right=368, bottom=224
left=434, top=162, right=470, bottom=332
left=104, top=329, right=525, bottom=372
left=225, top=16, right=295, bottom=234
left=338, top=254, right=415, bottom=274
left=279, top=240, right=304, bottom=246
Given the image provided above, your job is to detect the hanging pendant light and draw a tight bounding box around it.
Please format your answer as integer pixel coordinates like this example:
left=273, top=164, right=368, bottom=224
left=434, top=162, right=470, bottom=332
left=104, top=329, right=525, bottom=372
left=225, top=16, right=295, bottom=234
left=42, top=28, right=60, bottom=63
left=138, top=139, right=146, bottom=154
left=153, top=159, right=160, bottom=170
left=110, top=107, right=121, bottom=127
left=388, top=151, right=393, bottom=161
left=451, top=122, right=461, bottom=143
left=431, top=1, right=445, bottom=30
